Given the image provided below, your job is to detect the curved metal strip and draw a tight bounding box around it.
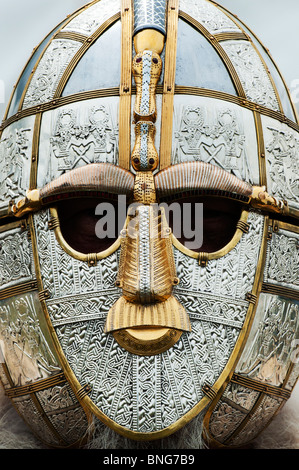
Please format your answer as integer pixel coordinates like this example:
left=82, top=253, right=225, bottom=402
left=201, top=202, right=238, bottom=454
left=155, top=161, right=253, bottom=199
left=39, top=163, right=135, bottom=201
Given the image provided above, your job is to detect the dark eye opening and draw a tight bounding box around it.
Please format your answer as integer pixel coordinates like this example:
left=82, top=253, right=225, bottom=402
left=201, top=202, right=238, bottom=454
left=162, top=196, right=243, bottom=253
left=56, top=196, right=127, bottom=254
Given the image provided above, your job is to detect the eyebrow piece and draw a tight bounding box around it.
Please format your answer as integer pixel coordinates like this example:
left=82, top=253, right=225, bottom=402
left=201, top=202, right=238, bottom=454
left=154, top=161, right=298, bottom=219
left=10, top=163, right=135, bottom=217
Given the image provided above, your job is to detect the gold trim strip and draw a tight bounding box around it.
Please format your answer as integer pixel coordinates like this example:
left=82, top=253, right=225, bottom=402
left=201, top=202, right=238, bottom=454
left=0, top=280, right=38, bottom=301
left=172, top=209, right=249, bottom=261
left=54, top=13, right=121, bottom=99
left=3, top=85, right=299, bottom=134
left=159, top=0, right=180, bottom=170
left=203, top=215, right=270, bottom=447
left=29, top=113, right=42, bottom=190
left=254, top=111, right=267, bottom=187
left=179, top=10, right=246, bottom=98
left=28, top=214, right=94, bottom=444
left=5, top=373, right=66, bottom=398
left=54, top=31, right=88, bottom=43
left=1, top=88, right=120, bottom=130
left=0, top=363, right=15, bottom=388
left=118, top=0, right=133, bottom=169
left=209, top=0, right=299, bottom=124
left=231, top=373, right=291, bottom=400
left=214, top=32, right=248, bottom=41
left=16, top=3, right=97, bottom=113
left=30, top=393, right=69, bottom=446
left=223, top=393, right=265, bottom=445
left=261, top=283, right=299, bottom=301
left=271, top=219, right=299, bottom=235
left=174, top=86, right=299, bottom=133
left=0, top=219, right=25, bottom=233
left=49, top=207, right=121, bottom=263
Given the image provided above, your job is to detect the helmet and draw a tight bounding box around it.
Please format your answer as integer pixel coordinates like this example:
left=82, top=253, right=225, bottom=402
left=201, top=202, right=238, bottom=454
left=0, top=0, right=298, bottom=449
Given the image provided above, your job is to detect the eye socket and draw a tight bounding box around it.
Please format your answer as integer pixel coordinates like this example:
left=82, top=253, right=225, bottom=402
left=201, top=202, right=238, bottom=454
left=162, top=196, right=243, bottom=253
left=56, top=197, right=127, bottom=255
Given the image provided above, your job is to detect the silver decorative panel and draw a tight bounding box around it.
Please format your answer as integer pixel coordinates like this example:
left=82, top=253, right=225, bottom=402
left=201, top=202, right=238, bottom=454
left=133, top=0, right=167, bottom=35
left=223, top=382, right=260, bottom=411
left=0, top=292, right=60, bottom=387
left=221, top=40, right=280, bottom=112
left=264, top=227, right=299, bottom=291
left=22, top=39, right=82, bottom=109
left=62, top=0, right=121, bottom=36
left=236, top=293, right=299, bottom=387
left=172, top=96, right=259, bottom=184
left=0, top=118, right=34, bottom=209
left=13, top=395, right=60, bottom=446
left=262, top=115, right=299, bottom=210
left=32, top=209, right=264, bottom=433
left=180, top=0, right=242, bottom=35
left=228, top=395, right=282, bottom=446
left=36, top=384, right=89, bottom=443
left=37, top=98, right=120, bottom=187
left=0, top=227, right=35, bottom=291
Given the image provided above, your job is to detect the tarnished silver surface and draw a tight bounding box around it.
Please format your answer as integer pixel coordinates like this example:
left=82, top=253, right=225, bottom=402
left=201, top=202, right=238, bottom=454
left=172, top=96, right=259, bottom=184
left=22, top=40, right=82, bottom=109
left=264, top=228, right=299, bottom=291
left=0, top=292, right=60, bottom=386
left=228, top=395, right=283, bottom=446
left=0, top=226, right=35, bottom=291
left=62, top=0, right=121, bottom=36
left=37, top=98, right=119, bottom=187
left=221, top=40, right=280, bottom=112
left=236, top=294, right=299, bottom=387
left=9, top=384, right=89, bottom=447
left=180, top=0, right=242, bottom=34
left=0, top=118, right=34, bottom=209
left=133, top=0, right=167, bottom=36
left=262, top=116, right=299, bottom=210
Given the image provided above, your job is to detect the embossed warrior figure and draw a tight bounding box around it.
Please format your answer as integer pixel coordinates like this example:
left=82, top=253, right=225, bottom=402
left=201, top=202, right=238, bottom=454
left=0, top=0, right=298, bottom=449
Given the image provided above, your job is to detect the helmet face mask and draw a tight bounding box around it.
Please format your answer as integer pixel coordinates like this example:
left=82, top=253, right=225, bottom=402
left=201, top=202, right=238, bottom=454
left=0, top=0, right=299, bottom=449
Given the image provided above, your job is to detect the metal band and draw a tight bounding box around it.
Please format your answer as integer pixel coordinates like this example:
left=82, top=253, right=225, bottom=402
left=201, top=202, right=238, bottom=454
left=3, top=85, right=299, bottom=135
left=77, top=384, right=92, bottom=400
left=254, top=111, right=267, bottom=187
left=202, top=384, right=218, bottom=401
left=261, top=283, right=299, bottom=302
left=159, top=0, right=179, bottom=169
left=5, top=373, right=67, bottom=398
left=179, top=10, right=246, bottom=99
left=54, top=13, right=121, bottom=99
left=213, top=32, right=248, bottom=42
left=212, top=0, right=299, bottom=123
left=54, top=31, right=88, bottom=43
left=15, top=2, right=96, bottom=114
left=29, top=113, right=42, bottom=190
left=119, top=0, right=133, bottom=169
left=0, top=280, right=38, bottom=301
left=203, top=216, right=270, bottom=444
left=231, top=373, right=291, bottom=401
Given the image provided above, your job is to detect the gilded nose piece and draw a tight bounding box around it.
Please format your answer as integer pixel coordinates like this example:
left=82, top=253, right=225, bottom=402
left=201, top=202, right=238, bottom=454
left=104, top=204, right=191, bottom=334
